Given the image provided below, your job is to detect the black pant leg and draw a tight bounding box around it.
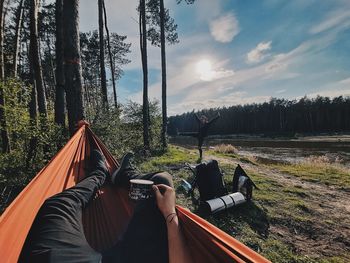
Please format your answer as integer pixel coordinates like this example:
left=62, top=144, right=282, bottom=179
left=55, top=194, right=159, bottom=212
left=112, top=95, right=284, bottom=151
left=19, top=170, right=106, bottom=263
left=63, top=169, right=106, bottom=208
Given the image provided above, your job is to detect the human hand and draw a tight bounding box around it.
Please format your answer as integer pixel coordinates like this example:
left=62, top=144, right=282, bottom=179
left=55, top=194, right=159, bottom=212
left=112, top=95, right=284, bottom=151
left=153, top=184, right=176, bottom=218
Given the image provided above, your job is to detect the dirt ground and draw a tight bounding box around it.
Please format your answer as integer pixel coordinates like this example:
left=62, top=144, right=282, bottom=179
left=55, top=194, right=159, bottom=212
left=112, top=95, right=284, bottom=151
left=206, top=153, right=350, bottom=260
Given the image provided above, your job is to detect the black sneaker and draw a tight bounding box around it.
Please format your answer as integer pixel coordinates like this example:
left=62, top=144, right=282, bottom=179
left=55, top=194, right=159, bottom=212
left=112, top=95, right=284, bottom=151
left=111, top=152, right=134, bottom=185
left=90, top=149, right=109, bottom=176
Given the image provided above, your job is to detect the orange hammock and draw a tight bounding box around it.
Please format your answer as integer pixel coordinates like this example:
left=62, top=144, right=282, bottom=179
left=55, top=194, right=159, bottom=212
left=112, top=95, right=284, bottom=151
left=0, top=123, right=270, bottom=263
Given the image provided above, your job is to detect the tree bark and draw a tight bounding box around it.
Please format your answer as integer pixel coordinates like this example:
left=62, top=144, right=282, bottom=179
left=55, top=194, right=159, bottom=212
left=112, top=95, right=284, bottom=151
left=63, top=0, right=85, bottom=136
left=54, top=0, right=65, bottom=127
left=12, top=0, right=24, bottom=78
left=0, top=0, right=10, bottom=153
left=98, top=0, right=107, bottom=107
left=27, top=73, right=38, bottom=166
left=140, top=0, right=150, bottom=151
left=29, top=0, right=47, bottom=117
left=27, top=0, right=43, bottom=163
left=102, top=0, right=117, bottom=108
left=0, top=0, right=4, bottom=79
left=160, top=0, right=167, bottom=149
left=46, top=33, right=56, bottom=87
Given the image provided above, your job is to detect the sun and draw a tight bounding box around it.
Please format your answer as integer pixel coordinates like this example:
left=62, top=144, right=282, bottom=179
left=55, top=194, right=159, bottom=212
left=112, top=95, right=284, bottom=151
left=196, top=59, right=214, bottom=81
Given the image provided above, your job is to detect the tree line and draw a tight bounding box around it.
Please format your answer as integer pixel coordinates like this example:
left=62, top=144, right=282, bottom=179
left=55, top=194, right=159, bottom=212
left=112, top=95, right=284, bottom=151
left=168, top=96, right=350, bottom=136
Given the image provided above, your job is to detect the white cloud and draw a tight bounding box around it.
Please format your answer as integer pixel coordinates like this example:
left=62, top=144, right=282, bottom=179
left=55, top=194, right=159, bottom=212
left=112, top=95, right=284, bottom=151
left=310, top=9, right=350, bottom=34
left=209, top=13, right=240, bottom=43
left=212, top=69, right=235, bottom=80
left=276, top=89, right=286, bottom=94
left=265, top=62, right=285, bottom=73
left=307, top=77, right=350, bottom=98
left=247, top=41, right=272, bottom=64
left=168, top=93, right=271, bottom=115
left=129, top=53, right=235, bottom=104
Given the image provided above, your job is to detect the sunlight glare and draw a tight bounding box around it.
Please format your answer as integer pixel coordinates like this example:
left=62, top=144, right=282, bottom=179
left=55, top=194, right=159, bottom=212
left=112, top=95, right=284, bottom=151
left=196, top=59, right=214, bottom=81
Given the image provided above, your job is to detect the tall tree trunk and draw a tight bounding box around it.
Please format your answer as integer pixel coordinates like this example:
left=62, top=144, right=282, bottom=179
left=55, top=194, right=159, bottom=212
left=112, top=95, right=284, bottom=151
left=0, top=0, right=4, bottom=79
left=98, top=0, right=107, bottom=107
left=0, top=86, right=10, bottom=153
left=102, top=0, right=117, bottom=108
left=0, top=0, right=10, bottom=153
left=12, top=0, right=24, bottom=78
left=27, top=72, right=38, bottom=167
left=29, top=0, right=47, bottom=117
left=63, top=0, right=85, bottom=136
left=46, top=34, right=56, bottom=87
left=140, top=0, right=150, bottom=151
left=54, top=0, right=65, bottom=127
left=27, top=0, right=43, bottom=163
left=160, top=0, right=167, bottom=149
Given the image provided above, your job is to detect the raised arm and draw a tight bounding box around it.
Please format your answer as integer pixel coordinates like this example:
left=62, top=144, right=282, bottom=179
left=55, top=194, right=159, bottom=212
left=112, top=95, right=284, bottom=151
left=153, top=184, right=193, bottom=263
left=208, top=112, right=220, bottom=125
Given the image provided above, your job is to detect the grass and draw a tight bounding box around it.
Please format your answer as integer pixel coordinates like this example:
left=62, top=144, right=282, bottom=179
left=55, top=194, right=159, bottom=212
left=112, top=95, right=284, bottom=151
left=138, top=145, right=197, bottom=172
left=272, top=162, right=350, bottom=190
left=137, top=145, right=350, bottom=263
left=213, top=144, right=238, bottom=154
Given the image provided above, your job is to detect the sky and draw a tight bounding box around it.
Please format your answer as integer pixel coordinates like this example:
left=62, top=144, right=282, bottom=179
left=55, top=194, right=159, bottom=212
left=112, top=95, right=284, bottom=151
left=79, top=0, right=350, bottom=116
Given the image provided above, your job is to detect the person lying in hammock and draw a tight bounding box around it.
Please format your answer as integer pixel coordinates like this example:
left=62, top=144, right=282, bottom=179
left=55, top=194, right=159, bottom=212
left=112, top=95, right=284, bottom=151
left=19, top=150, right=192, bottom=263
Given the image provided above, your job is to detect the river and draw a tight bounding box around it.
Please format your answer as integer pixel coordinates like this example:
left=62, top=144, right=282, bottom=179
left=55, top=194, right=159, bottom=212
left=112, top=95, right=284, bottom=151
left=170, top=134, right=350, bottom=168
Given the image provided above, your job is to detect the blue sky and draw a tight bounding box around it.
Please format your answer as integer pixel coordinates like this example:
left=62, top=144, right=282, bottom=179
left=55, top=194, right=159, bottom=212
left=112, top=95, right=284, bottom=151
left=79, top=0, right=350, bottom=115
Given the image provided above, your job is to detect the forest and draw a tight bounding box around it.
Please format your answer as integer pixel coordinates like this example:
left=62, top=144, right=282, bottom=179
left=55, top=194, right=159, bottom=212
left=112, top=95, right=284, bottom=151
left=168, top=96, right=350, bottom=136
left=0, top=0, right=197, bottom=193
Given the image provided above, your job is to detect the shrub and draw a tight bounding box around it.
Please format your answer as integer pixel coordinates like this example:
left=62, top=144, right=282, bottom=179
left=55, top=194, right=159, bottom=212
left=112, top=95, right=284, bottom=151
left=213, top=144, right=237, bottom=154
left=0, top=79, right=67, bottom=185
left=298, top=154, right=350, bottom=176
left=90, top=100, right=163, bottom=158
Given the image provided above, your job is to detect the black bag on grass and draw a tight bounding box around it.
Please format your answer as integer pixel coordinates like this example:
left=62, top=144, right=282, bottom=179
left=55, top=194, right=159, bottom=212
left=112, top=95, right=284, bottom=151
left=194, top=160, right=227, bottom=201
left=232, top=164, right=258, bottom=200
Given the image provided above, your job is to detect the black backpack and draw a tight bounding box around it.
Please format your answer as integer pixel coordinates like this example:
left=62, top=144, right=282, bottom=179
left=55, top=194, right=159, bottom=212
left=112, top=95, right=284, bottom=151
left=232, top=164, right=258, bottom=200
left=193, top=160, right=227, bottom=201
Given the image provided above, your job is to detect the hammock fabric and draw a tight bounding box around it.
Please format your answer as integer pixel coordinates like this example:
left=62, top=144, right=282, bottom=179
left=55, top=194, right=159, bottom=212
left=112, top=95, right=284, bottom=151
left=0, top=123, right=270, bottom=263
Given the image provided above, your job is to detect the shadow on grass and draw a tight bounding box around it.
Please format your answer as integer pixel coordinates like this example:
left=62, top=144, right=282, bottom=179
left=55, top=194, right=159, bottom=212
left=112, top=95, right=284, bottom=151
left=197, top=201, right=270, bottom=238
left=233, top=201, right=270, bottom=237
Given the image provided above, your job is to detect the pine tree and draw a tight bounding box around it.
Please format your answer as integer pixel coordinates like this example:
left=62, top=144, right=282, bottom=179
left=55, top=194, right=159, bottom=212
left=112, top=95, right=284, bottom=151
left=29, top=0, right=47, bottom=117
left=147, top=0, right=179, bottom=150
left=63, top=0, right=84, bottom=135
left=140, top=0, right=150, bottom=152
left=0, top=0, right=10, bottom=153
left=12, top=0, right=24, bottom=78
left=54, top=0, right=65, bottom=127
left=98, top=0, right=107, bottom=107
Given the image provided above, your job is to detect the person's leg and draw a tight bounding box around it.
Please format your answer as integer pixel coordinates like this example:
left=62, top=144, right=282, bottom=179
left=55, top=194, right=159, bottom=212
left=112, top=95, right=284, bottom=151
left=198, top=137, right=204, bottom=160
left=19, top=151, right=108, bottom=263
left=118, top=172, right=173, bottom=263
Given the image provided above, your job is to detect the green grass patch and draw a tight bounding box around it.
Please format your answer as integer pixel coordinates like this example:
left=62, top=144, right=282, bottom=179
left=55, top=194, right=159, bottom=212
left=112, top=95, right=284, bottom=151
left=207, top=149, right=239, bottom=159
left=139, top=145, right=197, bottom=172
left=272, top=163, right=350, bottom=189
